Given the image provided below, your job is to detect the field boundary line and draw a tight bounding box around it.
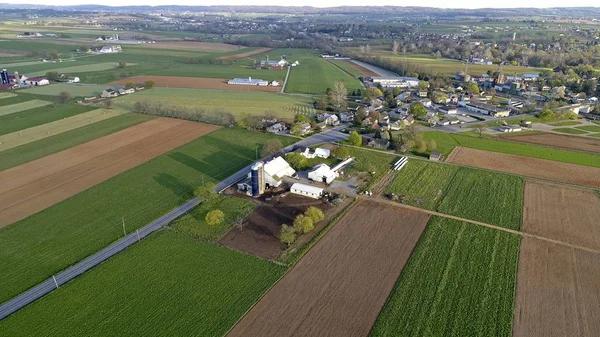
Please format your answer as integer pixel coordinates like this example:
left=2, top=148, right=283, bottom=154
left=0, top=198, right=200, bottom=321
left=366, top=196, right=600, bottom=255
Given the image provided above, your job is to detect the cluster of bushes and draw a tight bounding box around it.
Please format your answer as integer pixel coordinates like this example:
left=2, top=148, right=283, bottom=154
left=280, top=206, right=325, bottom=247
left=182, top=57, right=233, bottom=65
left=132, top=101, right=236, bottom=126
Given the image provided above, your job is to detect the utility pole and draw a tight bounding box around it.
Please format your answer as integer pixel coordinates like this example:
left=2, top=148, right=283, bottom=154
left=122, top=217, right=126, bottom=236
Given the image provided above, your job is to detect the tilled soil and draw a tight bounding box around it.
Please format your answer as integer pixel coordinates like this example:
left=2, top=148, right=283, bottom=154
left=501, top=132, right=600, bottom=153
left=0, top=118, right=217, bottom=227
left=523, top=181, right=600, bottom=251
left=226, top=200, right=430, bottom=337
left=513, top=238, right=600, bottom=337
left=447, top=146, right=600, bottom=188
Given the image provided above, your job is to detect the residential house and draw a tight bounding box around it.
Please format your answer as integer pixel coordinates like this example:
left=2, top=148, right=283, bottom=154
left=340, top=111, right=354, bottom=123
left=266, top=122, right=288, bottom=134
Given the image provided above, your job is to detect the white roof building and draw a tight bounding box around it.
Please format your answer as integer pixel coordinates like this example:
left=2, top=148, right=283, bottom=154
left=308, top=164, right=338, bottom=184
left=263, top=156, right=296, bottom=187
left=290, top=183, right=324, bottom=199
left=302, top=147, right=331, bottom=159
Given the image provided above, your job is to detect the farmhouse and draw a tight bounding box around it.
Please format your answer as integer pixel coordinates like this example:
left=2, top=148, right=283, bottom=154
left=91, top=45, right=122, bottom=54
left=290, top=183, right=324, bottom=199
left=464, top=101, right=510, bottom=117
left=228, top=77, right=269, bottom=86
left=23, top=77, right=50, bottom=87
left=302, top=147, right=330, bottom=159
left=259, top=57, right=288, bottom=69
left=266, top=122, right=288, bottom=134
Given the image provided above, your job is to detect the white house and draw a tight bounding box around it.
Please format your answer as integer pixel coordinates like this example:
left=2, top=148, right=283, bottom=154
left=290, top=183, right=324, bottom=199
left=263, top=156, right=296, bottom=187
left=308, top=164, right=338, bottom=184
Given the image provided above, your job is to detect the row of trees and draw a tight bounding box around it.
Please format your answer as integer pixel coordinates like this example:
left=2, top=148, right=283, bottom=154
left=132, top=101, right=236, bottom=126
left=280, top=206, right=325, bottom=247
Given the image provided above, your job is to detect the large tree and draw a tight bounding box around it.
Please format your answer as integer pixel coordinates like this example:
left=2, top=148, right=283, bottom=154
left=348, top=131, right=362, bottom=146
left=328, top=81, right=348, bottom=112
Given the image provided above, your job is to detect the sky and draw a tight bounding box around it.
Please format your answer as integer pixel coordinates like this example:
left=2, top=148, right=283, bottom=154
left=2, top=0, right=600, bottom=8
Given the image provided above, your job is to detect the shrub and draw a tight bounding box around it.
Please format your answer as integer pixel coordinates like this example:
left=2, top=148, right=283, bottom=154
left=304, top=206, right=325, bottom=223
left=205, top=209, right=225, bottom=226
left=293, top=214, right=314, bottom=234
left=280, top=224, right=296, bottom=247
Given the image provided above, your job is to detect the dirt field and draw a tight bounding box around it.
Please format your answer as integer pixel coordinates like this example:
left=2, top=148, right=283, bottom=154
left=344, top=60, right=379, bottom=77
left=226, top=200, right=430, bottom=337
left=513, top=238, right=600, bottom=337
left=219, top=193, right=332, bottom=259
left=142, top=41, right=242, bottom=52
left=112, top=76, right=279, bottom=92
left=0, top=118, right=217, bottom=227
left=502, top=132, right=600, bottom=153
left=447, top=147, right=600, bottom=188
left=523, top=181, right=600, bottom=251
left=217, top=47, right=272, bottom=61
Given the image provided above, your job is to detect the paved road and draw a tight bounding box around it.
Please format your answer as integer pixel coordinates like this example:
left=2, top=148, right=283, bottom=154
left=215, top=127, right=348, bottom=192
left=0, top=198, right=200, bottom=321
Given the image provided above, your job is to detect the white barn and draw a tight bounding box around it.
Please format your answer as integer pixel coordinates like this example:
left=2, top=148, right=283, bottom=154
left=263, top=156, right=296, bottom=187
left=308, top=164, right=338, bottom=184
left=290, top=183, right=324, bottom=199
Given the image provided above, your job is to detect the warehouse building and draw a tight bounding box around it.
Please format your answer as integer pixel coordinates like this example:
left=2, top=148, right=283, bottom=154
left=290, top=183, right=324, bottom=199
left=227, top=77, right=269, bottom=86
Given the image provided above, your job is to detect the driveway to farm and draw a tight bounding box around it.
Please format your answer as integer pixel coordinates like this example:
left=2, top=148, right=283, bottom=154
left=0, top=118, right=217, bottom=227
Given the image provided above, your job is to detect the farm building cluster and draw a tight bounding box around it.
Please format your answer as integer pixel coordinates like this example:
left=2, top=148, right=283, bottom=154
left=0, top=69, right=49, bottom=90
left=227, top=77, right=280, bottom=87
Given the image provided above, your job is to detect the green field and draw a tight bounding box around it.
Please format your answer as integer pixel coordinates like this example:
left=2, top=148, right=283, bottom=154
left=548, top=120, right=581, bottom=126
left=278, top=49, right=362, bottom=94
left=0, top=231, right=284, bottom=337
left=29, top=62, right=131, bottom=76
left=422, top=131, right=600, bottom=168
left=344, top=145, right=396, bottom=190
left=21, top=83, right=108, bottom=97
left=552, top=127, right=589, bottom=134
left=575, top=125, right=600, bottom=133
left=0, top=128, right=294, bottom=302
left=350, top=49, right=546, bottom=76
left=370, top=217, right=520, bottom=337
left=387, top=160, right=523, bottom=229
left=0, top=100, right=94, bottom=136
left=0, top=113, right=152, bottom=170
left=115, top=87, right=315, bottom=120
left=0, top=99, right=52, bottom=116
left=0, top=92, right=16, bottom=99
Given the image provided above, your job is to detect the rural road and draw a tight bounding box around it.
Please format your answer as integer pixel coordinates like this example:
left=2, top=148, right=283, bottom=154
left=0, top=198, right=200, bottom=321
left=1, top=126, right=348, bottom=320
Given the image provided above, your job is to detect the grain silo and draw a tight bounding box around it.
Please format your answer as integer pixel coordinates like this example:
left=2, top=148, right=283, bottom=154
left=251, top=162, right=265, bottom=197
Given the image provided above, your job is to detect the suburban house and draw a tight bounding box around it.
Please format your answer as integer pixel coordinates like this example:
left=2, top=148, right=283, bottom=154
left=316, top=113, right=340, bottom=126
left=266, top=122, right=288, bottom=134
left=101, top=88, right=120, bottom=98
left=340, top=111, right=354, bottom=123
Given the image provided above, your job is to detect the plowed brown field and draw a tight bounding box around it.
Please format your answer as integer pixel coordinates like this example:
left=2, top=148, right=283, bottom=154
left=227, top=200, right=430, bottom=337
left=0, top=118, right=217, bottom=227
left=501, top=132, right=600, bottom=153
left=217, top=47, right=272, bottom=60
left=513, top=238, right=600, bottom=337
left=447, top=147, right=600, bottom=188
left=523, top=181, right=600, bottom=251
left=112, top=76, right=279, bottom=92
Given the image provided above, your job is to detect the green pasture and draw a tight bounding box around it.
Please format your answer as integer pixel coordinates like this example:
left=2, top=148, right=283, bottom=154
left=21, top=83, right=108, bottom=97
left=0, top=128, right=294, bottom=302
left=29, top=62, right=129, bottom=76
left=552, top=127, right=589, bottom=135
left=0, top=99, right=52, bottom=117
left=115, top=87, right=315, bottom=120
left=0, top=113, right=152, bottom=171
left=387, top=160, right=523, bottom=230
left=0, top=231, right=284, bottom=337
left=575, top=125, right=600, bottom=133
left=0, top=92, right=16, bottom=99
left=370, top=217, right=520, bottom=337
left=421, top=131, right=600, bottom=168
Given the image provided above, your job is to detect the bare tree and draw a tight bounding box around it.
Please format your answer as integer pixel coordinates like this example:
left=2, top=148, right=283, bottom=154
left=328, top=81, right=347, bottom=112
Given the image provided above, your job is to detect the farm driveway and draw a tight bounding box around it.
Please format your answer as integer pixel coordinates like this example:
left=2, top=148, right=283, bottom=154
left=0, top=118, right=217, bottom=227
left=227, top=200, right=430, bottom=337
